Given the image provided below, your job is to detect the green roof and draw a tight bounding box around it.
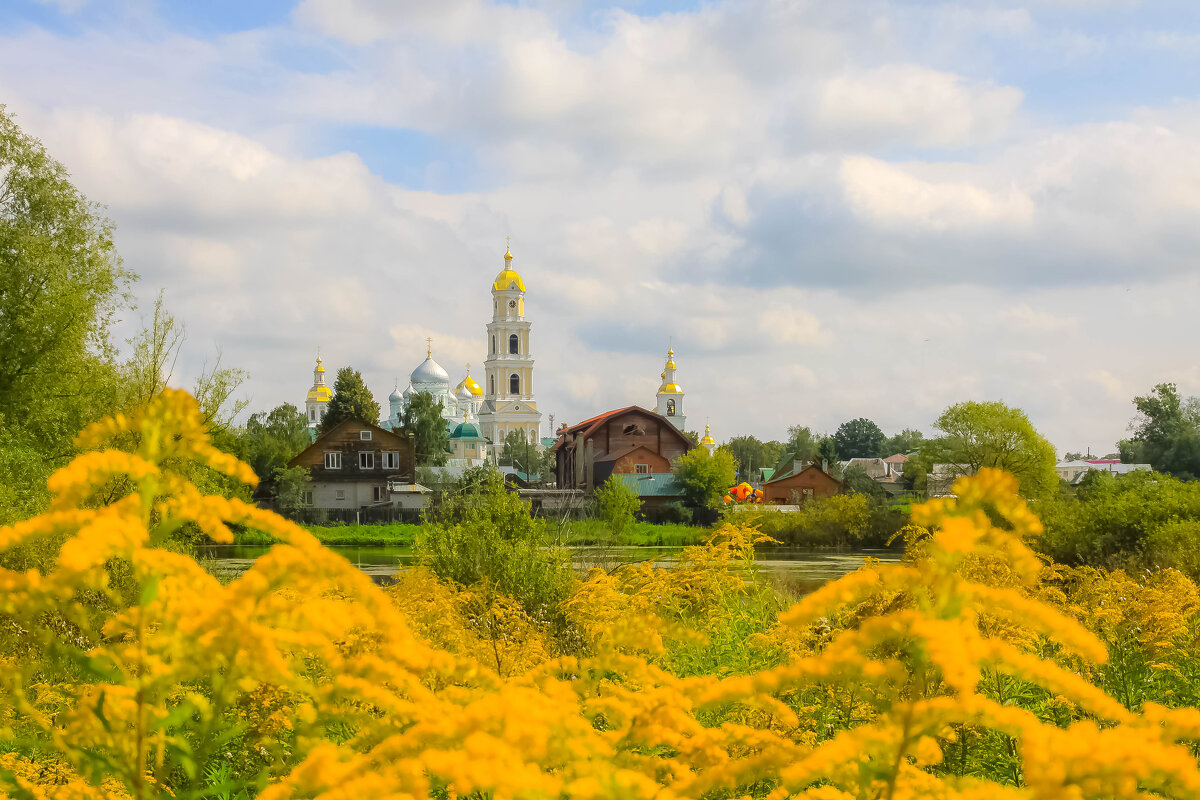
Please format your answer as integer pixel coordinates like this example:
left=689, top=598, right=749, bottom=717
left=450, top=421, right=485, bottom=440
left=760, top=468, right=775, bottom=482
left=612, top=473, right=683, bottom=498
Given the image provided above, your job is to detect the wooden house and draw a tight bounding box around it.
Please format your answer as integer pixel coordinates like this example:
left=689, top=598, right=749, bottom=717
left=287, top=419, right=416, bottom=509
left=554, top=406, right=692, bottom=492
left=761, top=459, right=842, bottom=504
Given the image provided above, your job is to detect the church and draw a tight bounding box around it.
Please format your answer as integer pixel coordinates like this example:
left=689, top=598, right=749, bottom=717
left=303, top=245, right=544, bottom=453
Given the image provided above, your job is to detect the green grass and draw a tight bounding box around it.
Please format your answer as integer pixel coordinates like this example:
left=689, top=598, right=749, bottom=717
left=563, top=520, right=709, bottom=547
left=232, top=520, right=707, bottom=548
left=233, top=523, right=421, bottom=547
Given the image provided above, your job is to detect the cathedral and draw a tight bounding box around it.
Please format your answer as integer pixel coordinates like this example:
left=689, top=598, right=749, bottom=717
left=303, top=245, right=543, bottom=450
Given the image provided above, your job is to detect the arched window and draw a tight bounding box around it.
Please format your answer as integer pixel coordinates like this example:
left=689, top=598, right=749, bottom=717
left=491, top=335, right=496, bottom=354
left=666, top=399, right=676, bottom=416
left=509, top=333, right=519, bottom=354
left=488, top=374, right=495, bottom=395
left=510, top=373, right=520, bottom=395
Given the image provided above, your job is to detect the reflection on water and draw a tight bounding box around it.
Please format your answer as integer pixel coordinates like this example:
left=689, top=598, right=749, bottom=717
left=196, top=543, right=902, bottom=594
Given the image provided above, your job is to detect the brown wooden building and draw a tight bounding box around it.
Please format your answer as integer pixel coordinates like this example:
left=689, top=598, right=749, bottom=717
left=287, top=419, right=416, bottom=509
left=761, top=460, right=843, bottom=504
left=554, top=406, right=692, bottom=492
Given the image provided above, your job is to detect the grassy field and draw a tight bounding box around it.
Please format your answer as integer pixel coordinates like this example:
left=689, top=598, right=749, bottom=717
left=232, top=520, right=708, bottom=548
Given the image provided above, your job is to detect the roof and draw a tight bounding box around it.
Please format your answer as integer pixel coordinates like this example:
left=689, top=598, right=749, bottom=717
left=759, top=467, right=775, bottom=482
left=450, top=421, right=486, bottom=441
left=540, top=437, right=557, bottom=449
left=594, top=444, right=663, bottom=464
left=287, top=418, right=410, bottom=469
left=765, top=462, right=842, bottom=486
left=556, top=405, right=690, bottom=451
left=611, top=472, right=684, bottom=498
left=883, top=453, right=909, bottom=464
left=841, top=457, right=889, bottom=479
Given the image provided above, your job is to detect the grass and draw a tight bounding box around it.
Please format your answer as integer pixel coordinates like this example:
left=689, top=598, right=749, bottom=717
left=231, top=520, right=708, bottom=548
left=233, top=523, right=421, bottom=547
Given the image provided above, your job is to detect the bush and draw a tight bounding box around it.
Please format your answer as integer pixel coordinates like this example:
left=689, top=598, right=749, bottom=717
left=593, top=475, right=642, bottom=545
left=746, top=493, right=904, bottom=547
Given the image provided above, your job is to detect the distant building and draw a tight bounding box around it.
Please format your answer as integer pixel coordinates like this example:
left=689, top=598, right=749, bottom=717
left=655, top=348, right=686, bottom=431
left=287, top=419, right=415, bottom=509
left=447, top=413, right=491, bottom=468
left=554, top=406, right=692, bottom=492
left=761, top=459, right=842, bottom=504
left=304, top=355, right=331, bottom=430
left=1055, top=459, right=1152, bottom=484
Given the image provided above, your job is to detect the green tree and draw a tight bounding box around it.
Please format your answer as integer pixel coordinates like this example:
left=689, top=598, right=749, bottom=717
left=499, top=429, right=539, bottom=475
left=1120, top=383, right=1200, bottom=479
left=674, top=446, right=737, bottom=509
left=0, top=107, right=132, bottom=523
left=320, top=366, right=380, bottom=432
left=594, top=474, right=643, bottom=544
left=272, top=465, right=312, bottom=514
left=726, top=435, right=786, bottom=481
left=883, top=428, right=924, bottom=456
left=911, top=400, right=1059, bottom=499
left=240, top=403, right=311, bottom=481
left=817, top=436, right=839, bottom=468
left=785, top=425, right=820, bottom=463
left=400, top=390, right=448, bottom=466
left=841, top=464, right=886, bottom=499
left=833, top=417, right=886, bottom=459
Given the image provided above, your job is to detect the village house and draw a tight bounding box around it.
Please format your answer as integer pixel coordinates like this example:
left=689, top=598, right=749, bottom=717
left=287, top=419, right=417, bottom=509
left=761, top=459, right=843, bottom=504
left=554, top=406, right=693, bottom=493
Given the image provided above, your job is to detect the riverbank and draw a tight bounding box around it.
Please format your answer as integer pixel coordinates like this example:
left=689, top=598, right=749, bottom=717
left=230, top=520, right=709, bottom=548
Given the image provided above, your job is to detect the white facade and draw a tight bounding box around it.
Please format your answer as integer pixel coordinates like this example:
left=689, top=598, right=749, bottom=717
left=478, top=248, right=543, bottom=448
left=656, top=348, right=686, bottom=431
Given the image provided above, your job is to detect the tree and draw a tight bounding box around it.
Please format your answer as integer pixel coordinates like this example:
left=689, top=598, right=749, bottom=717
left=912, top=400, right=1059, bottom=499
left=594, top=475, right=642, bottom=544
left=726, top=435, right=785, bottom=481
left=400, top=391, right=448, bottom=466
left=320, top=366, right=380, bottom=432
left=842, top=465, right=886, bottom=499
left=785, top=425, right=820, bottom=463
left=499, top=429, right=539, bottom=475
left=1121, top=383, right=1200, bottom=479
left=833, top=418, right=886, bottom=459
left=674, top=446, right=737, bottom=509
left=883, top=428, right=924, bottom=457
left=272, top=465, right=312, bottom=514
left=239, top=403, right=311, bottom=481
left=817, top=436, right=839, bottom=468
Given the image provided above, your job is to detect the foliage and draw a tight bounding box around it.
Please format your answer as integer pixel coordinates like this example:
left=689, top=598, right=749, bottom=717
left=398, top=390, right=447, bottom=466
left=271, top=466, right=312, bottom=515
left=498, top=429, right=539, bottom=474
left=726, top=435, right=786, bottom=481
left=816, top=435, right=839, bottom=468
left=1120, top=382, right=1200, bottom=479
left=1036, top=468, right=1200, bottom=577
left=238, top=403, right=311, bottom=482
left=785, top=425, right=820, bottom=464
left=842, top=464, right=887, bottom=499
left=5, top=394, right=1200, bottom=799
left=674, top=445, right=737, bottom=509
left=910, top=400, right=1060, bottom=499
left=593, top=475, right=643, bottom=545
left=416, top=464, right=573, bottom=622
left=883, top=427, right=924, bottom=457
left=832, top=417, right=886, bottom=459
left=318, top=366, right=379, bottom=432
left=748, top=493, right=877, bottom=546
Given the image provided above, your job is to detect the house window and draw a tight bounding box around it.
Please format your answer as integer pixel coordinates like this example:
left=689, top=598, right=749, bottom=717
left=381, top=451, right=399, bottom=470
left=324, top=452, right=341, bottom=469
left=360, top=430, right=372, bottom=441
left=635, top=464, right=650, bottom=474
left=360, top=451, right=374, bottom=469
left=335, top=489, right=346, bottom=501
left=666, top=399, right=676, bottom=416
left=373, top=486, right=385, bottom=502
left=510, top=373, right=520, bottom=394
left=509, top=333, right=519, bottom=354
left=301, top=490, right=313, bottom=506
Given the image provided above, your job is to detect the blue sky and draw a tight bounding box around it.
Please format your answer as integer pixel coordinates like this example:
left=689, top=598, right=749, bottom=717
left=2, top=0, right=1199, bottom=452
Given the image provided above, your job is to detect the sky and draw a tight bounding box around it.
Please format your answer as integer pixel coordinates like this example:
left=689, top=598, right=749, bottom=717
left=2, top=0, right=1199, bottom=454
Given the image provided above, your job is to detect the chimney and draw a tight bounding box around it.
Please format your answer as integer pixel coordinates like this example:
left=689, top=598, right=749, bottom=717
left=821, top=458, right=828, bottom=473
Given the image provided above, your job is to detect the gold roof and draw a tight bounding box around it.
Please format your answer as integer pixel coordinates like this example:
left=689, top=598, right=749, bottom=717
left=700, top=424, right=715, bottom=446
left=307, top=386, right=332, bottom=402
left=493, top=268, right=525, bottom=292
left=456, top=375, right=484, bottom=397
left=658, top=383, right=683, bottom=395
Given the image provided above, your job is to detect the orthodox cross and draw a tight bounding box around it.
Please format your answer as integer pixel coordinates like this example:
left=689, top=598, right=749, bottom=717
left=425, top=337, right=432, bottom=357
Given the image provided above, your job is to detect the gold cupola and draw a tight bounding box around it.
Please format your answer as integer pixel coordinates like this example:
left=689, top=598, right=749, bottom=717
left=493, top=243, right=526, bottom=292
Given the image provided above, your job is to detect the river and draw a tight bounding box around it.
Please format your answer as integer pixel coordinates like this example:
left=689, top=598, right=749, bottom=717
left=196, top=543, right=902, bottom=595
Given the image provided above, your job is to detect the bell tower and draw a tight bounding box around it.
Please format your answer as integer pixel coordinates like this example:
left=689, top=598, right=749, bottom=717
left=656, top=347, right=686, bottom=431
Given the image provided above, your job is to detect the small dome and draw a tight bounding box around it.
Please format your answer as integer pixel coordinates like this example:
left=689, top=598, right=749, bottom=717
left=658, top=382, right=684, bottom=395
left=307, top=386, right=332, bottom=402
left=700, top=424, right=715, bottom=446
left=410, top=356, right=450, bottom=387
left=455, top=374, right=484, bottom=398
left=389, top=386, right=404, bottom=402
left=450, top=421, right=483, bottom=440
left=402, top=383, right=416, bottom=398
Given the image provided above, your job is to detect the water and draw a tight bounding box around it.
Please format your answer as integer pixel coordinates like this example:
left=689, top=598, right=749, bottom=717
left=195, top=543, right=902, bottom=594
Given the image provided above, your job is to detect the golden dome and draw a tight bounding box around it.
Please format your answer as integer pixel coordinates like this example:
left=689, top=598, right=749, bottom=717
left=493, top=269, right=526, bottom=292
left=307, top=386, right=332, bottom=402
left=658, top=382, right=683, bottom=395
left=315, top=354, right=325, bottom=373
left=456, top=375, right=484, bottom=397
left=664, top=347, right=676, bottom=370
left=700, top=424, right=715, bottom=446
